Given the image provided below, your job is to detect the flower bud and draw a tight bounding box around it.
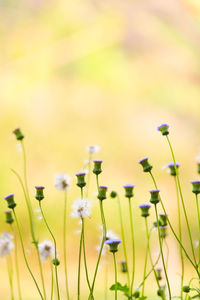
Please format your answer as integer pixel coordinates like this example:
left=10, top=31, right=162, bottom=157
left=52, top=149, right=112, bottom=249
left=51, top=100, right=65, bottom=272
left=159, top=214, right=167, bottom=226
left=13, top=128, right=24, bottom=140
left=120, top=260, right=127, bottom=273
left=197, top=163, right=200, bottom=175
left=159, top=226, right=167, bottom=239
left=167, top=162, right=180, bottom=176
left=52, top=258, right=60, bottom=266
left=4, top=210, right=14, bottom=224
left=157, top=286, right=165, bottom=297
left=182, top=286, right=190, bottom=293
left=139, top=157, right=152, bottom=173
left=110, top=191, right=117, bottom=198
left=97, top=186, right=108, bottom=201
left=123, top=184, right=135, bottom=198
left=4, top=194, right=16, bottom=209
left=105, top=238, right=121, bottom=253
left=155, top=268, right=162, bottom=281
left=149, top=190, right=160, bottom=205
left=157, top=124, right=169, bottom=136
left=35, top=186, right=45, bottom=201
left=76, top=172, right=86, bottom=188
left=190, top=180, right=200, bottom=195
left=139, top=204, right=151, bottom=218
left=132, top=290, right=140, bottom=298
left=93, top=160, right=103, bottom=175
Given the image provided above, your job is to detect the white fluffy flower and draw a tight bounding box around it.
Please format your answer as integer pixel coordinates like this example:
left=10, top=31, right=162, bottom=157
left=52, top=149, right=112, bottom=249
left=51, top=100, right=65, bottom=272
left=38, top=240, right=54, bottom=261
left=71, top=198, right=91, bottom=219
left=87, top=145, right=100, bottom=154
left=55, top=174, right=70, bottom=191
left=0, top=233, right=14, bottom=256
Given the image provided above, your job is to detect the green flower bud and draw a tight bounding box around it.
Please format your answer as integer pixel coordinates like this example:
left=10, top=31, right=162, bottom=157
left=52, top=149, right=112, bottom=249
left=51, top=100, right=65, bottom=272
left=197, top=163, right=200, bottom=175
left=123, top=184, right=135, bottom=199
left=157, top=124, right=169, bottom=136
left=93, top=160, right=103, bottom=175
left=167, top=162, right=180, bottom=176
left=139, top=157, right=152, bottom=173
left=4, top=194, right=16, bottom=209
left=52, top=258, right=60, bottom=266
left=110, top=191, right=117, bottom=198
left=4, top=210, right=14, bottom=224
left=105, top=239, right=121, bottom=253
left=182, top=286, right=190, bottom=293
left=35, top=186, right=45, bottom=201
left=76, top=172, right=86, bottom=188
left=132, top=290, right=140, bottom=298
left=190, top=180, right=200, bottom=195
left=149, top=190, right=160, bottom=205
left=159, top=214, right=167, bottom=226
left=120, top=260, right=127, bottom=273
left=155, top=268, right=162, bottom=281
left=13, top=128, right=24, bottom=140
left=139, top=204, right=151, bottom=218
left=97, top=186, right=108, bottom=201
left=157, top=286, right=165, bottom=297
left=159, top=226, right=167, bottom=239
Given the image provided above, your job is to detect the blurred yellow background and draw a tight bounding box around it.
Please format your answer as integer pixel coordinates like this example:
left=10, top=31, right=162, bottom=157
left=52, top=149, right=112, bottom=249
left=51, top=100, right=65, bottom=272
left=0, top=0, right=200, bottom=299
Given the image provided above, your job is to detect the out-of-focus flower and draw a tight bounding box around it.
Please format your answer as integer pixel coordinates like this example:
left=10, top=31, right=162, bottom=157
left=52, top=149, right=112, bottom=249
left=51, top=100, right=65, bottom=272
left=139, top=157, right=152, bottom=173
left=0, top=233, right=14, bottom=256
left=87, top=145, right=100, bottom=154
left=190, top=180, right=200, bottom=194
left=157, top=124, right=169, bottom=136
left=35, top=186, right=45, bottom=201
left=96, top=229, right=120, bottom=255
left=55, top=174, right=70, bottom=191
left=13, top=128, right=24, bottom=141
left=167, top=162, right=180, bottom=176
left=105, top=238, right=122, bottom=253
left=38, top=240, right=54, bottom=261
left=76, top=172, right=87, bottom=188
left=71, top=198, right=91, bottom=219
left=123, top=184, right=135, bottom=198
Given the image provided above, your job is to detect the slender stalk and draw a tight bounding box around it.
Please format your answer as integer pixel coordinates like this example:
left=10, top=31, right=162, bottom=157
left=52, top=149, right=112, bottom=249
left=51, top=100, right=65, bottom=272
left=164, top=239, right=169, bottom=270
left=78, top=221, right=83, bottom=300
left=195, top=194, right=200, bottom=267
left=141, top=221, right=149, bottom=297
left=149, top=171, right=198, bottom=273
left=117, top=195, right=130, bottom=290
left=113, top=252, right=118, bottom=300
left=63, top=191, right=70, bottom=300
left=155, top=205, right=171, bottom=300
left=86, top=153, right=92, bottom=199
left=39, top=202, right=60, bottom=300
left=104, top=256, right=108, bottom=300
left=7, top=255, right=14, bottom=300
left=128, top=197, right=135, bottom=297
left=11, top=224, right=22, bottom=300
left=51, top=262, right=54, bottom=300
left=174, top=176, right=184, bottom=300
left=13, top=209, right=44, bottom=299
left=166, top=136, right=197, bottom=266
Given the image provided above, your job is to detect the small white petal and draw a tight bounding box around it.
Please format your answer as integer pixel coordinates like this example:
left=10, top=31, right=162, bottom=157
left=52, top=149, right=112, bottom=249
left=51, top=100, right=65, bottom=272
left=55, top=174, right=70, bottom=191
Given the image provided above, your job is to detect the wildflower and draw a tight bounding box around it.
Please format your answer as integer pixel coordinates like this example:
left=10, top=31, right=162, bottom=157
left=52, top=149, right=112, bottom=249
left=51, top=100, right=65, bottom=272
left=55, top=174, right=70, bottom=191
left=71, top=198, right=91, bottom=219
left=38, top=240, right=54, bottom=261
left=4, top=194, right=16, bottom=209
left=139, top=157, right=152, bottom=173
left=87, top=145, right=100, bottom=154
left=159, top=214, right=168, bottom=226
left=4, top=210, right=14, bottom=224
left=167, top=162, right=180, bottom=176
left=139, top=204, right=151, bottom=217
left=97, top=229, right=119, bottom=254
left=123, top=184, right=135, bottom=198
left=149, top=190, right=160, bottom=205
left=110, top=191, right=117, bottom=198
left=155, top=268, right=162, bottom=281
left=75, top=172, right=86, bottom=188
left=35, top=186, right=45, bottom=201
left=120, top=260, right=127, bottom=273
left=190, top=180, right=200, bottom=194
left=97, top=186, right=108, bottom=201
left=159, top=226, right=167, bottom=239
left=157, top=124, right=169, bottom=136
left=93, top=160, right=103, bottom=175
left=0, top=233, right=14, bottom=256
left=182, top=286, right=190, bottom=293
left=13, top=127, right=24, bottom=140
left=105, top=238, right=121, bottom=253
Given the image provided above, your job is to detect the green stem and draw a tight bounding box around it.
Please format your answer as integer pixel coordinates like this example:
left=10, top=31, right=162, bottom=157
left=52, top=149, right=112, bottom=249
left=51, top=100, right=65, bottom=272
left=141, top=220, right=149, bottom=297
left=11, top=224, right=22, bottom=300
left=117, top=195, right=130, bottom=291
left=166, top=136, right=197, bottom=267
left=86, top=153, right=92, bottom=199
left=113, top=252, right=118, bottom=300
left=63, top=191, right=70, bottom=300
left=51, top=261, right=54, bottom=300
left=149, top=171, right=198, bottom=274
left=128, top=197, right=135, bottom=297
left=164, top=239, right=169, bottom=270
left=155, top=204, right=171, bottom=300
left=78, top=221, right=83, bottom=300
left=13, top=209, right=44, bottom=299
left=39, top=202, right=60, bottom=300
left=174, top=176, right=184, bottom=300
left=104, top=256, right=108, bottom=300
left=7, top=255, right=14, bottom=300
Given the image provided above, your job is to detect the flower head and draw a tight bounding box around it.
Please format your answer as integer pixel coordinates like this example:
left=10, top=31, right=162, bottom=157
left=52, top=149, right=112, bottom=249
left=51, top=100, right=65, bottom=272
left=71, top=198, right=91, bottom=219
left=149, top=189, right=160, bottom=205
left=35, top=186, right=45, bottom=201
left=87, top=145, right=100, bottom=154
left=123, top=184, right=135, bottom=198
left=139, top=157, right=152, bottom=173
left=157, top=124, right=169, bottom=136
left=167, top=162, right=180, bottom=176
left=190, top=180, right=200, bottom=194
left=13, top=127, right=24, bottom=141
left=97, top=186, right=108, bottom=201
left=55, top=174, right=70, bottom=191
left=105, top=238, right=121, bottom=253
left=4, top=194, right=16, bottom=209
left=0, top=233, right=14, bottom=256
left=75, top=172, right=86, bottom=188
left=93, top=160, right=103, bottom=175
left=4, top=210, right=14, bottom=224
left=139, top=204, right=151, bottom=217
left=38, top=240, right=54, bottom=261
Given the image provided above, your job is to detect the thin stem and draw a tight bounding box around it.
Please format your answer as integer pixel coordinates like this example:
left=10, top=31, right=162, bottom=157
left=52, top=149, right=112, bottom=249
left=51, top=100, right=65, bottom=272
left=63, top=191, right=70, bottom=300
left=174, top=176, right=184, bottom=300
left=195, top=194, right=200, bottom=269
left=78, top=221, right=83, bottom=300
left=51, top=262, right=54, bottom=300
left=155, top=204, right=171, bottom=300
left=11, top=224, right=22, bottom=300
left=164, top=239, right=169, bottom=270
left=7, top=255, right=14, bottom=300
left=149, top=171, right=198, bottom=274
left=104, top=256, right=108, bottom=300
left=117, top=195, right=130, bottom=290
left=141, top=220, right=149, bottom=297
left=166, top=136, right=197, bottom=267
left=39, top=202, right=60, bottom=300
left=86, top=153, right=92, bottom=198
left=113, top=252, right=118, bottom=300
left=128, top=197, right=135, bottom=297
left=13, top=209, right=44, bottom=299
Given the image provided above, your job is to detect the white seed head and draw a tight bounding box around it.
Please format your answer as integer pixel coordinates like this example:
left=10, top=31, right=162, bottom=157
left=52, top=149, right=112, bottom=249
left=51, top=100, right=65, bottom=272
left=71, top=198, right=91, bottom=219
left=55, top=174, right=70, bottom=191
left=38, top=240, right=54, bottom=261
left=0, top=233, right=14, bottom=256
left=87, top=145, right=100, bottom=154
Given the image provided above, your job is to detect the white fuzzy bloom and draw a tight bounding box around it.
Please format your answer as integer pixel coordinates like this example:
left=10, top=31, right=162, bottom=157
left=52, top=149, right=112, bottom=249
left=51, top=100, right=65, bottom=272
left=87, top=145, right=100, bottom=154
left=55, top=174, right=70, bottom=191
left=71, top=198, right=91, bottom=219
left=38, top=240, right=54, bottom=261
left=0, top=233, right=14, bottom=256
